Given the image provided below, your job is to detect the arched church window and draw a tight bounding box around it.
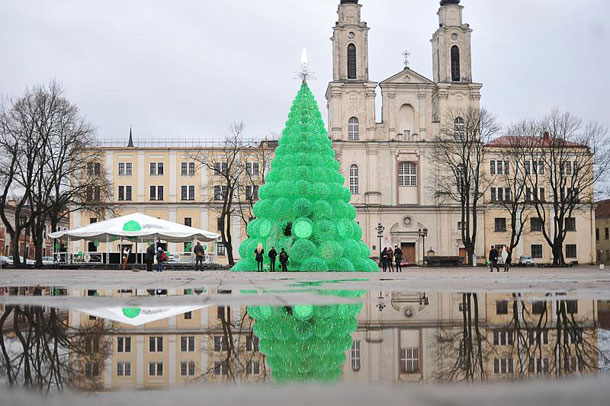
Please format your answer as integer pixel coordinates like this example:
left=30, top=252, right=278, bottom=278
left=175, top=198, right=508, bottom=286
left=454, top=117, right=465, bottom=140
left=348, top=117, right=360, bottom=140
left=349, top=164, right=359, bottom=195
left=398, top=162, right=417, bottom=187
left=347, top=44, right=357, bottom=79
left=451, top=45, right=461, bottom=82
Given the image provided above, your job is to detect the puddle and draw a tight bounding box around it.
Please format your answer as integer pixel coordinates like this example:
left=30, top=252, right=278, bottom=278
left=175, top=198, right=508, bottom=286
left=1, top=286, right=609, bottom=392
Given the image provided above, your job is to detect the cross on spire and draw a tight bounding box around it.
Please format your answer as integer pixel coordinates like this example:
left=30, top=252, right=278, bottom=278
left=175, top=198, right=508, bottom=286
left=402, top=49, right=411, bottom=68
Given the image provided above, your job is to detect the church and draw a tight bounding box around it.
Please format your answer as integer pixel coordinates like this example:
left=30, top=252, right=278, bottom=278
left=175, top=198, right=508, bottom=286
left=327, top=0, right=485, bottom=264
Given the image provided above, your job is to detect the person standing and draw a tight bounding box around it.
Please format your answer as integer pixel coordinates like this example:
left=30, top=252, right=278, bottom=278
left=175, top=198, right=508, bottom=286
left=394, top=246, right=403, bottom=272
left=194, top=242, right=205, bottom=271
left=279, top=248, right=289, bottom=272
left=488, top=246, right=500, bottom=272
left=268, top=247, right=278, bottom=272
left=387, top=247, right=395, bottom=272
left=380, top=248, right=389, bottom=272
left=145, top=243, right=155, bottom=272
left=122, top=246, right=131, bottom=271
left=503, top=247, right=511, bottom=272
left=156, top=247, right=165, bottom=272
left=254, top=243, right=265, bottom=272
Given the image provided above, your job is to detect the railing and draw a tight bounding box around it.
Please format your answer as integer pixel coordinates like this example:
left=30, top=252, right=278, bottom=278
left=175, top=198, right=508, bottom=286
left=96, top=138, right=278, bottom=149
left=53, top=251, right=215, bottom=265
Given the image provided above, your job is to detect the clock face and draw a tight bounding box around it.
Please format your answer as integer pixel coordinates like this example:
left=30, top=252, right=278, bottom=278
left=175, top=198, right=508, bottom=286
left=348, top=32, right=356, bottom=39
left=403, top=217, right=412, bottom=227
left=451, top=33, right=458, bottom=41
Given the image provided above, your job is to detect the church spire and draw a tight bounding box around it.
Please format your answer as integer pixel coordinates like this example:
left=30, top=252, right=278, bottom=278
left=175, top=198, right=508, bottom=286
left=127, top=126, right=134, bottom=148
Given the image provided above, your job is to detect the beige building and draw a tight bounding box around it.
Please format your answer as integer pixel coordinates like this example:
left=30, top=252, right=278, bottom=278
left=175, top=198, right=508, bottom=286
left=596, top=200, right=610, bottom=264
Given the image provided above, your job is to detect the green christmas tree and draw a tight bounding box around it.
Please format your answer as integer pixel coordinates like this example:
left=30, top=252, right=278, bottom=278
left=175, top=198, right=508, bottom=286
left=247, top=292, right=363, bottom=382
left=233, top=82, right=378, bottom=272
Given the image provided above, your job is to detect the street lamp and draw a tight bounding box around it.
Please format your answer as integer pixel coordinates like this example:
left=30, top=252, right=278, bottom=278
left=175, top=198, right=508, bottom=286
left=418, top=227, right=428, bottom=265
left=376, top=223, right=385, bottom=265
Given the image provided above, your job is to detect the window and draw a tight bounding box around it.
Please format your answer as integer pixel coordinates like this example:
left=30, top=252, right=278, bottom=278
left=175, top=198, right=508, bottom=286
left=214, top=361, right=228, bottom=376
left=496, top=300, right=509, bottom=315
left=524, top=161, right=531, bottom=175
left=181, top=162, right=196, bottom=176
left=118, top=162, right=125, bottom=175
left=349, top=164, right=359, bottom=194
left=530, top=217, right=543, bottom=232
left=348, top=117, right=359, bottom=140
left=246, top=185, right=259, bottom=201
left=566, top=244, right=577, bottom=258
left=532, top=301, right=546, bottom=315
left=596, top=228, right=599, bottom=241
left=490, top=160, right=495, bottom=175
left=213, top=336, right=229, bottom=352
left=84, top=336, right=100, bottom=353
left=528, top=329, right=549, bottom=345
left=117, top=337, right=131, bottom=353
left=528, top=358, right=549, bottom=374
left=567, top=188, right=580, bottom=203
left=531, top=244, right=543, bottom=259
left=214, top=162, right=228, bottom=176
left=606, top=228, right=609, bottom=240
left=87, top=162, right=101, bottom=176
left=457, top=221, right=464, bottom=231
left=398, top=162, right=417, bottom=187
left=184, top=311, right=192, bottom=319
left=347, top=44, right=357, bottom=79
left=246, top=336, right=259, bottom=352
left=181, top=361, right=196, bottom=376
left=149, top=362, right=163, bottom=377
left=117, top=362, right=131, bottom=377
left=400, top=348, right=419, bottom=373
left=217, top=242, right=226, bottom=256
left=453, top=117, right=465, bottom=140
left=494, top=218, right=507, bottom=233
left=565, top=218, right=576, bottom=232
left=246, top=162, right=259, bottom=176
left=451, top=45, right=460, bottom=82
left=118, top=186, right=132, bottom=201
left=217, top=306, right=231, bottom=322
left=84, top=361, right=100, bottom=378
left=565, top=328, right=583, bottom=344
left=184, top=217, right=192, bottom=227
left=565, top=357, right=582, bottom=373
left=246, top=361, right=260, bottom=375
left=150, top=186, right=164, bottom=201
left=214, top=185, right=228, bottom=200
left=351, top=340, right=361, bottom=371
left=181, top=185, right=196, bottom=201
left=560, top=161, right=573, bottom=176
left=493, top=330, right=514, bottom=346
left=119, top=162, right=132, bottom=176
left=217, top=217, right=224, bottom=232
left=181, top=336, right=195, bottom=352
left=149, top=162, right=164, bottom=176
left=493, top=358, right=514, bottom=375
left=86, top=185, right=101, bottom=201
left=149, top=336, right=163, bottom=352
left=566, top=300, right=578, bottom=314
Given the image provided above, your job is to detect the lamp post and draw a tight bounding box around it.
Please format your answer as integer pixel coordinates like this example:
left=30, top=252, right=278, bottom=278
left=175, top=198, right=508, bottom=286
left=418, top=227, right=428, bottom=265
left=376, top=222, right=385, bottom=266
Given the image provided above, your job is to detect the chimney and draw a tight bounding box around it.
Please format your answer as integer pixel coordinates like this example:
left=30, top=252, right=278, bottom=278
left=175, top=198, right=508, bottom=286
left=543, top=131, right=550, bottom=144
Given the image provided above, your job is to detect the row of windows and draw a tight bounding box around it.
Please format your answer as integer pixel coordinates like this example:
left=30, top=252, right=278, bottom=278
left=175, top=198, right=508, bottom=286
left=116, top=335, right=257, bottom=355
left=595, top=227, right=610, bottom=241
left=348, top=162, right=417, bottom=194
left=495, top=300, right=578, bottom=315
left=116, top=185, right=259, bottom=202
left=489, top=160, right=578, bottom=177
left=350, top=341, right=420, bottom=374
left=116, top=161, right=260, bottom=177
left=490, top=187, right=580, bottom=203
left=494, top=217, right=576, bottom=233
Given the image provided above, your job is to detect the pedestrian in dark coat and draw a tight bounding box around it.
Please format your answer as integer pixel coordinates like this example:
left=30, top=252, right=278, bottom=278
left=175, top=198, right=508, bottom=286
left=387, top=247, right=395, bottom=272
left=254, top=243, right=265, bottom=272
left=194, top=242, right=205, bottom=271
left=488, top=246, right=500, bottom=272
left=381, top=248, right=389, bottom=272
left=279, top=248, right=289, bottom=272
left=268, top=247, right=278, bottom=272
left=145, top=244, right=155, bottom=272
left=394, top=245, right=403, bottom=272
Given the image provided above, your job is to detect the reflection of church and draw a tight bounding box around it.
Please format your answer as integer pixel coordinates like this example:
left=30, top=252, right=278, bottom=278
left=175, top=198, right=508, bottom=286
left=327, top=0, right=483, bottom=263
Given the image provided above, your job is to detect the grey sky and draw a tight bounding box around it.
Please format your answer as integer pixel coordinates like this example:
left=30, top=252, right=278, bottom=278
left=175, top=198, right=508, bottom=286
left=1, top=0, right=608, bottom=142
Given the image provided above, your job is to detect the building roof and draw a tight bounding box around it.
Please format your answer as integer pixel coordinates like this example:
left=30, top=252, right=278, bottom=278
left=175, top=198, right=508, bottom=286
left=596, top=200, right=610, bottom=220
left=440, top=0, right=461, bottom=5
left=486, top=133, right=585, bottom=148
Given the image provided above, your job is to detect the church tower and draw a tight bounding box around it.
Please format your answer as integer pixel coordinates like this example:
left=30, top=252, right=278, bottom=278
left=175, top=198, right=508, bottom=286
left=431, top=0, right=473, bottom=83
left=326, top=0, right=378, bottom=142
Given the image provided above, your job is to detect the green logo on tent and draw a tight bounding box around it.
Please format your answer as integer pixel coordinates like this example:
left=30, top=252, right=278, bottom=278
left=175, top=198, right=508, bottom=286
left=122, top=308, right=141, bottom=318
left=123, top=220, right=142, bottom=232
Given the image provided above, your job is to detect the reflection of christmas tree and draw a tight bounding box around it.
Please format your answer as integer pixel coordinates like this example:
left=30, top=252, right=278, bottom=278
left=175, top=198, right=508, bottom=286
left=233, top=82, right=378, bottom=272
left=248, top=292, right=362, bottom=382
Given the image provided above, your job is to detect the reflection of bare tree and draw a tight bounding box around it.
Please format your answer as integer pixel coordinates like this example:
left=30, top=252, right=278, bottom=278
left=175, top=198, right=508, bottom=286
left=0, top=305, right=113, bottom=392
left=196, top=306, right=268, bottom=383
left=434, top=293, right=488, bottom=382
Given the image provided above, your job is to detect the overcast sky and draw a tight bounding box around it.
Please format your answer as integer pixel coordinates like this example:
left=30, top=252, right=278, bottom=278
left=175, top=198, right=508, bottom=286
left=1, top=0, right=608, bottom=142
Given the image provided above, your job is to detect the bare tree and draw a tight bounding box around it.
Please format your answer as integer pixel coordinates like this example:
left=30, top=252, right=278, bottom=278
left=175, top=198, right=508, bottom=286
left=515, top=111, right=609, bottom=265
left=431, top=108, right=500, bottom=265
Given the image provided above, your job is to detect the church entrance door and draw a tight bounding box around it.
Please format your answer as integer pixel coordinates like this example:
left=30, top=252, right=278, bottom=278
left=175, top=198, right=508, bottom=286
left=401, top=243, right=416, bottom=265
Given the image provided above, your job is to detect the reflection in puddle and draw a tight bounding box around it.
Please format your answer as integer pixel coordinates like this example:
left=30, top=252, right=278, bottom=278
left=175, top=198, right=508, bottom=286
left=1, top=287, right=609, bottom=392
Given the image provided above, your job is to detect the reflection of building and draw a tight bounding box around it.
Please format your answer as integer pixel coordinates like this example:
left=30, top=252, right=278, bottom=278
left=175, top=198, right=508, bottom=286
left=596, top=200, right=610, bottom=264
left=342, top=292, right=600, bottom=383
left=67, top=289, right=266, bottom=389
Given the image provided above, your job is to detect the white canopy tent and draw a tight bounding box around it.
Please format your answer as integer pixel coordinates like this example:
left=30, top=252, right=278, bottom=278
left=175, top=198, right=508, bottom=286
left=76, top=305, right=209, bottom=326
left=49, top=213, right=220, bottom=265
